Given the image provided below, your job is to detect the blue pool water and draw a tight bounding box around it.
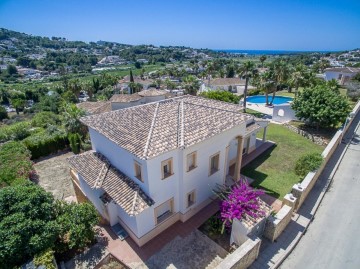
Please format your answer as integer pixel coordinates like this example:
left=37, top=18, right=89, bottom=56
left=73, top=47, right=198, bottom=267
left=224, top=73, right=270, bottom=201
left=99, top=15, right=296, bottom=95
left=246, top=95, right=293, bottom=105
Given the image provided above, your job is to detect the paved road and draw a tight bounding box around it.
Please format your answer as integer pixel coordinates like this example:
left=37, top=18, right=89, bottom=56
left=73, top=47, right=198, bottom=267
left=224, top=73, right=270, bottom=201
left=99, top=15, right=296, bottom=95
left=280, top=121, right=360, bottom=269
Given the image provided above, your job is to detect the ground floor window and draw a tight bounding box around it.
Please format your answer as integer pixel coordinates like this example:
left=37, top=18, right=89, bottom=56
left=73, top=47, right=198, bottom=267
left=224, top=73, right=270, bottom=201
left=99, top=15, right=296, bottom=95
left=155, top=198, right=174, bottom=225
left=186, top=190, right=196, bottom=208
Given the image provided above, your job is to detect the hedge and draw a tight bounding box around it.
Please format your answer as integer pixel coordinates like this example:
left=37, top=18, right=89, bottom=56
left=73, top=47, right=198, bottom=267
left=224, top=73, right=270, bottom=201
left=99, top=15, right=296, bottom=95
left=0, top=121, right=31, bottom=143
left=0, top=141, right=33, bottom=186
left=23, top=131, right=69, bottom=159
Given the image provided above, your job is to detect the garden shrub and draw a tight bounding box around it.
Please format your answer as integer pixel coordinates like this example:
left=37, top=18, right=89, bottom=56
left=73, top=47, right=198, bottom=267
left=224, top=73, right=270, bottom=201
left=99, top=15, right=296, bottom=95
left=200, top=90, right=240, bottom=104
left=247, top=88, right=262, bottom=96
left=0, top=141, right=33, bottom=186
left=23, top=130, right=69, bottom=159
left=213, top=181, right=265, bottom=232
left=31, top=111, right=61, bottom=128
left=0, top=121, right=31, bottom=142
left=68, top=132, right=81, bottom=154
left=295, top=152, right=323, bottom=177
left=34, top=249, right=56, bottom=269
left=0, top=106, right=8, bottom=120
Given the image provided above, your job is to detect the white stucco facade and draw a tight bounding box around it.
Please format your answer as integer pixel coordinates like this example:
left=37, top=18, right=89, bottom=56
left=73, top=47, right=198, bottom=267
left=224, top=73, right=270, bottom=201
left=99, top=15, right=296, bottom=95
left=70, top=96, right=269, bottom=246
left=77, top=120, right=265, bottom=245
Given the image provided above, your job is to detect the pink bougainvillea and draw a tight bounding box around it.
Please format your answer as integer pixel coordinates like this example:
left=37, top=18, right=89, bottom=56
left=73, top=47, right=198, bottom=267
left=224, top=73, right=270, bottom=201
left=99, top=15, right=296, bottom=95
left=214, top=181, right=265, bottom=228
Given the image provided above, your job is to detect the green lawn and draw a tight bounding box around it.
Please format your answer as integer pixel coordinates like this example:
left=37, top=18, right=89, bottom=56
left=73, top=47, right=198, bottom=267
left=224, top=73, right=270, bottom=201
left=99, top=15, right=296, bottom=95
left=242, top=123, right=324, bottom=199
left=245, top=108, right=267, bottom=118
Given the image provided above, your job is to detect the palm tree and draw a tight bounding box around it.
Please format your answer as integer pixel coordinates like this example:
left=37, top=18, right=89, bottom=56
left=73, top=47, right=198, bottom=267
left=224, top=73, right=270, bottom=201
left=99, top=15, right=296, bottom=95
left=269, top=60, right=290, bottom=105
left=11, top=98, right=25, bottom=115
left=259, top=55, right=267, bottom=68
left=289, top=64, right=307, bottom=97
left=326, top=79, right=340, bottom=93
left=61, top=103, right=86, bottom=136
left=183, top=75, right=200, bottom=96
left=253, top=71, right=274, bottom=106
left=206, top=61, right=215, bottom=86
left=68, top=79, right=83, bottom=99
left=0, top=88, right=9, bottom=104
left=238, top=61, right=257, bottom=112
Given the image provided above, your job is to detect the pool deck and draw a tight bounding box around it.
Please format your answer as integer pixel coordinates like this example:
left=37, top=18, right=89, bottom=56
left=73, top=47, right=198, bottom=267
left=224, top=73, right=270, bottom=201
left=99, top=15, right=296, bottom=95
left=247, top=102, right=273, bottom=115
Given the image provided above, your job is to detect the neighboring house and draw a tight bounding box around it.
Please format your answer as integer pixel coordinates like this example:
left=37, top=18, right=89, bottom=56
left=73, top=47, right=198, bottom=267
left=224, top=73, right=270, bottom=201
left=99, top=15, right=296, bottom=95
left=77, top=101, right=112, bottom=115
left=68, top=96, right=269, bottom=246
left=324, top=67, right=360, bottom=85
left=207, top=78, right=255, bottom=95
left=110, top=93, right=144, bottom=110
left=110, top=89, right=168, bottom=110
left=79, top=89, right=168, bottom=114
left=116, top=76, right=155, bottom=92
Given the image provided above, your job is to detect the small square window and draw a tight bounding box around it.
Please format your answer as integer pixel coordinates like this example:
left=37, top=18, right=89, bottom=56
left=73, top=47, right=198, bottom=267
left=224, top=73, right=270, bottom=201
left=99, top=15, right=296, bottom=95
left=161, top=158, right=173, bottom=179
left=187, top=151, right=197, bottom=172
left=209, top=152, right=220, bottom=176
left=134, top=161, right=143, bottom=182
left=187, top=190, right=196, bottom=208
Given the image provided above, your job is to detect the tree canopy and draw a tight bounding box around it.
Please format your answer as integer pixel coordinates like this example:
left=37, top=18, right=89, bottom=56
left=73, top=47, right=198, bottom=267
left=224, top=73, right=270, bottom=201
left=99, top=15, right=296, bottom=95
left=0, top=183, right=99, bottom=268
left=291, top=85, right=350, bottom=129
left=200, top=90, right=240, bottom=104
left=0, top=183, right=58, bottom=268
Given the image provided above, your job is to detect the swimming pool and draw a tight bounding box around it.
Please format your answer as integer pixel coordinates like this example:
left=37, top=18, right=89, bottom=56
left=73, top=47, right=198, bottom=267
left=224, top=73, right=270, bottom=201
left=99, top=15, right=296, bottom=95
left=246, top=95, right=293, bottom=105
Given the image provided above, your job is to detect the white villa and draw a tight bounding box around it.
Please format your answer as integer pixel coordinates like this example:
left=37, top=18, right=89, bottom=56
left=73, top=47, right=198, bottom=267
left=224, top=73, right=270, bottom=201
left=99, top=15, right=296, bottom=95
left=324, top=67, right=360, bottom=85
left=77, top=89, right=168, bottom=115
left=68, top=96, right=269, bottom=246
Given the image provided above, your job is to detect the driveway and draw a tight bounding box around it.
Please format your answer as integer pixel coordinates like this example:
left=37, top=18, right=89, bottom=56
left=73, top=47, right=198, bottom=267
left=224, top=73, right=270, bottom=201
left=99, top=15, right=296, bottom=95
left=280, top=120, right=360, bottom=269
left=34, top=151, right=76, bottom=200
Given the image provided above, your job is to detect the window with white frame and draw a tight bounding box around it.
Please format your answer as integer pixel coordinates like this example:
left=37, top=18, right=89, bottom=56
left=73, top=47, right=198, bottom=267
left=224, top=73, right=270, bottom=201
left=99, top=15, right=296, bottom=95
left=134, top=161, right=143, bottom=182
left=209, top=152, right=220, bottom=175
left=161, top=158, right=173, bottom=179
left=187, top=151, right=197, bottom=172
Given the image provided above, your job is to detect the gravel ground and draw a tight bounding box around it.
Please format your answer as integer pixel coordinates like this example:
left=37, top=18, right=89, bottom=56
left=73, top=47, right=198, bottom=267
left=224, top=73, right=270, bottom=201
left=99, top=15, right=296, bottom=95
left=146, top=229, right=228, bottom=269
left=34, top=150, right=76, bottom=200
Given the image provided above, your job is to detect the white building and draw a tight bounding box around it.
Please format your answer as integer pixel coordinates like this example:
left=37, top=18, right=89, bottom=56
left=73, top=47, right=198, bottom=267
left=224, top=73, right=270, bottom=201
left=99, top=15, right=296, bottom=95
left=68, top=96, right=269, bottom=246
left=207, top=78, right=255, bottom=95
left=110, top=89, right=168, bottom=110
left=324, top=67, right=360, bottom=85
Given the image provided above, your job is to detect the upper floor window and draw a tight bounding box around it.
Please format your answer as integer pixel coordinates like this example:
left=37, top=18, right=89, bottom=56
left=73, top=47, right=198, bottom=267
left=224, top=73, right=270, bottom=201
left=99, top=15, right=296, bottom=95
left=187, top=151, right=197, bottom=172
left=134, top=161, right=143, bottom=182
left=161, top=158, right=173, bottom=179
left=209, top=152, right=220, bottom=176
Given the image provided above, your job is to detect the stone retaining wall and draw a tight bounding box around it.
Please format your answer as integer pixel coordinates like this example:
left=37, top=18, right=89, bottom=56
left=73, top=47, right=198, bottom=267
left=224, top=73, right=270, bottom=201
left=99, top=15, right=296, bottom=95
left=216, top=237, right=261, bottom=269
left=263, top=205, right=292, bottom=242
left=283, top=123, right=326, bottom=146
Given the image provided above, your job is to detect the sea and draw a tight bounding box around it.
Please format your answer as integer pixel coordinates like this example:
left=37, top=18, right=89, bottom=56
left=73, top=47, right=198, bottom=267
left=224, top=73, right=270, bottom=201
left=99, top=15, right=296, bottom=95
left=214, top=49, right=335, bottom=56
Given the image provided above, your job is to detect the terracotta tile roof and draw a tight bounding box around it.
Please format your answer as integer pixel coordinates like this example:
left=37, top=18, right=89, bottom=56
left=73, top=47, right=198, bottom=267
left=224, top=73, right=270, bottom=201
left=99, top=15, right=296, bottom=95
left=77, top=101, right=112, bottom=115
left=241, top=198, right=272, bottom=229
left=81, top=95, right=252, bottom=159
left=325, top=67, right=360, bottom=73
left=138, top=88, right=168, bottom=97
left=245, top=123, right=262, bottom=136
left=110, top=93, right=142, bottom=102
left=121, top=76, right=154, bottom=85
left=209, top=78, right=246, bottom=86
left=68, top=151, right=154, bottom=216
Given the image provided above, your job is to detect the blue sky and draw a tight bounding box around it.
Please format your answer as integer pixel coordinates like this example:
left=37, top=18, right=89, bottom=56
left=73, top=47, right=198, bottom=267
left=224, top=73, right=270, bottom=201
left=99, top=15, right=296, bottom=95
left=0, top=0, right=359, bottom=51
